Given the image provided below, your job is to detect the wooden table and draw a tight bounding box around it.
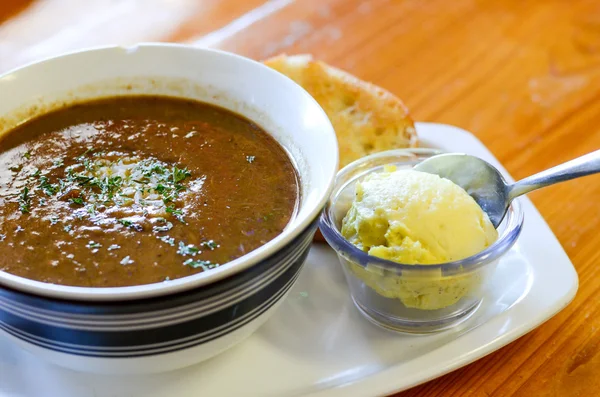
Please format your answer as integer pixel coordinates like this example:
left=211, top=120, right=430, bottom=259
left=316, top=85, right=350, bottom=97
left=2, top=0, right=600, bottom=395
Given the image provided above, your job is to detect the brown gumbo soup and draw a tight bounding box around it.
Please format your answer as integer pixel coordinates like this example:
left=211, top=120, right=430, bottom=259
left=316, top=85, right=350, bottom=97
left=0, top=96, right=299, bottom=287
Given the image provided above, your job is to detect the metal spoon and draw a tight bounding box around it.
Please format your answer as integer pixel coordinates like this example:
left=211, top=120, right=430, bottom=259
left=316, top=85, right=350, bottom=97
left=413, top=150, right=600, bottom=227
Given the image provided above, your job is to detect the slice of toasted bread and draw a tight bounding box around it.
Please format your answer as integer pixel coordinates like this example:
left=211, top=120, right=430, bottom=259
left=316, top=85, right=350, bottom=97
left=263, top=54, right=417, bottom=169
left=264, top=54, right=417, bottom=243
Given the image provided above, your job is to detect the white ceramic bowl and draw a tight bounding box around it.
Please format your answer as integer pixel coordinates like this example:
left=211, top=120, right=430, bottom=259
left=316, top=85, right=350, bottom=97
left=0, top=44, right=338, bottom=373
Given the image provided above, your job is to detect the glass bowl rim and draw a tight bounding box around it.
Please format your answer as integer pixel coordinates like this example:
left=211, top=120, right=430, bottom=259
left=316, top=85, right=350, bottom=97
left=318, top=148, right=524, bottom=273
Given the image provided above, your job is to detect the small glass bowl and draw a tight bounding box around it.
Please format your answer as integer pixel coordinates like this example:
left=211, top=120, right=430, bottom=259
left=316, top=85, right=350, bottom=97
left=319, top=149, right=524, bottom=334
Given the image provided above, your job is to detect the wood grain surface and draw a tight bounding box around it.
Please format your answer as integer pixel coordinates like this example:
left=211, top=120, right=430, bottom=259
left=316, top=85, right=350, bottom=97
left=2, top=0, right=600, bottom=395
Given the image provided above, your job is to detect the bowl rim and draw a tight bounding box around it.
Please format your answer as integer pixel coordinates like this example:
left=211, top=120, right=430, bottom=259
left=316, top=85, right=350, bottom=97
left=319, top=148, right=524, bottom=274
left=0, top=43, right=339, bottom=301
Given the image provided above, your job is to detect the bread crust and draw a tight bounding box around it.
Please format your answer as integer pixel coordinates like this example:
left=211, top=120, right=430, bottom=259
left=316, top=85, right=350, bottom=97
left=263, top=54, right=417, bottom=169
left=263, top=54, right=417, bottom=243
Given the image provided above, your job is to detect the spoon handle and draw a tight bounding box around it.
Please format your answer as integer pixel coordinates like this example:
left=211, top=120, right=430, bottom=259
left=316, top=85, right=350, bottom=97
left=508, top=149, right=600, bottom=200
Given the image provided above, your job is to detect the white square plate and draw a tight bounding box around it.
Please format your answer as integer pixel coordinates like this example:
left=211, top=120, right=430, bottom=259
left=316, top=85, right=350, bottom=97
left=0, top=123, right=578, bottom=397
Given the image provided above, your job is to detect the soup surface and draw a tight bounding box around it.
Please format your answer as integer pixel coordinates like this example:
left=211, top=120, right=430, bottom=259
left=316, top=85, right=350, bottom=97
left=0, top=96, right=299, bottom=287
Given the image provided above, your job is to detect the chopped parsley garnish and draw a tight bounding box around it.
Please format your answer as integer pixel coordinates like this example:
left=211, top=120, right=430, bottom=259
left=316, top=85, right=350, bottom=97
left=75, top=175, right=95, bottom=186
left=141, top=162, right=167, bottom=177
left=70, top=197, right=85, bottom=206
left=183, top=258, right=217, bottom=270
left=201, top=240, right=219, bottom=250
left=19, top=187, right=31, bottom=213
left=11, top=151, right=196, bottom=236
left=118, top=218, right=142, bottom=232
left=58, top=178, right=68, bottom=192
left=177, top=242, right=199, bottom=256
left=65, top=157, right=191, bottom=214
left=166, top=205, right=185, bottom=223
left=166, top=206, right=182, bottom=216
left=172, top=166, right=191, bottom=184
left=246, top=155, right=256, bottom=163
left=38, top=176, right=59, bottom=196
left=81, top=158, right=94, bottom=172
left=63, top=225, right=72, bottom=232
left=161, top=190, right=176, bottom=203
left=155, top=184, right=167, bottom=194
left=100, top=175, right=123, bottom=199
left=76, top=148, right=93, bottom=160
